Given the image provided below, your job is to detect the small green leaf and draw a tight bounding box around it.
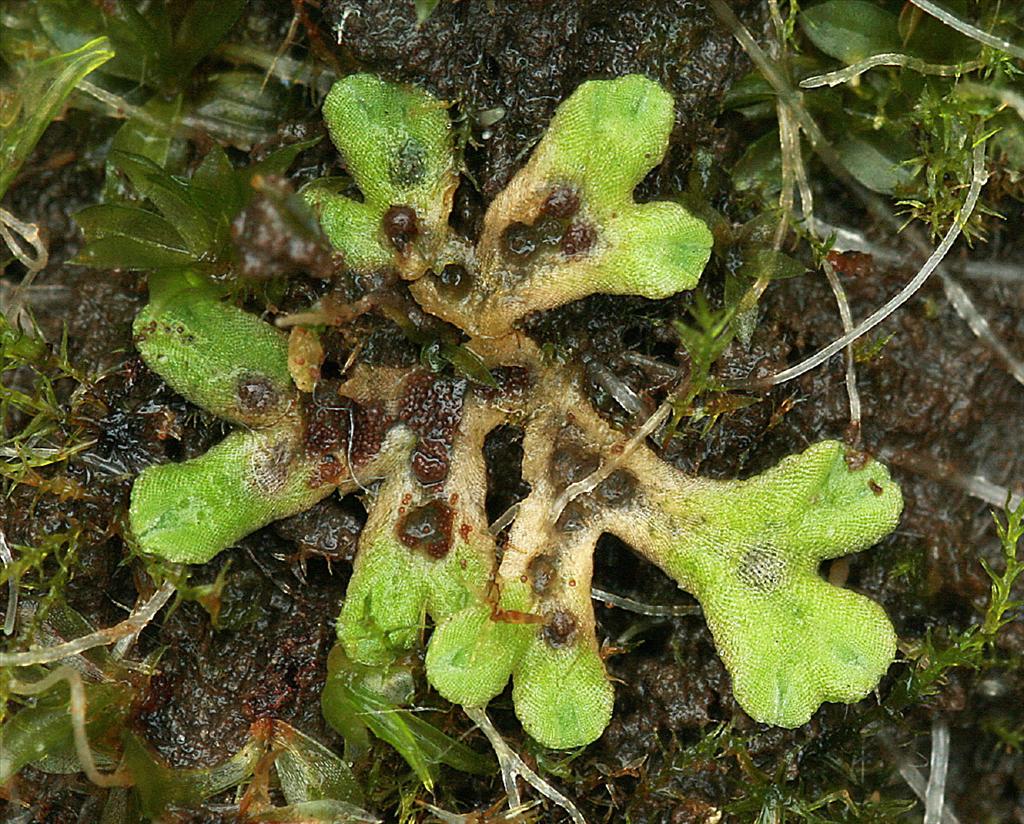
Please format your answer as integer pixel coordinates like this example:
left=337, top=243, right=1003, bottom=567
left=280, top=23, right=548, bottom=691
left=130, top=427, right=332, bottom=565
left=131, top=282, right=294, bottom=424
left=322, top=651, right=493, bottom=789
left=34, top=0, right=250, bottom=92
left=736, top=247, right=807, bottom=281
left=415, top=0, right=442, bottom=23
left=74, top=202, right=192, bottom=256
left=800, top=1, right=901, bottom=64
left=315, top=73, right=458, bottom=275
left=32, top=0, right=176, bottom=87
left=124, top=732, right=262, bottom=820
left=111, top=95, right=182, bottom=169
left=170, top=0, right=247, bottom=81
left=128, top=282, right=339, bottom=564
left=103, top=94, right=184, bottom=201
left=731, top=130, right=783, bottom=195
left=190, top=147, right=249, bottom=235
left=272, top=721, right=364, bottom=806
left=74, top=236, right=197, bottom=270
left=335, top=529, right=429, bottom=665
left=34, top=0, right=107, bottom=56
left=0, top=679, right=128, bottom=783
left=0, top=36, right=113, bottom=199
left=512, top=634, right=614, bottom=749
left=251, top=136, right=323, bottom=179
left=426, top=603, right=530, bottom=708
left=721, top=71, right=776, bottom=117
left=439, top=343, right=499, bottom=388
left=109, top=150, right=215, bottom=255
left=190, top=70, right=291, bottom=149
left=457, top=75, right=712, bottom=337
left=836, top=132, right=917, bottom=194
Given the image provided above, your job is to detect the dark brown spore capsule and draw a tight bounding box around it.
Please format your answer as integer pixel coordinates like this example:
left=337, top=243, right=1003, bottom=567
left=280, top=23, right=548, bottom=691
left=542, top=609, right=578, bottom=648
left=549, top=444, right=600, bottom=488
left=561, top=220, right=597, bottom=257
left=382, top=205, right=419, bottom=253
left=594, top=469, right=637, bottom=506
left=476, top=366, right=531, bottom=402
left=439, top=263, right=466, bottom=288
left=541, top=186, right=580, bottom=219
left=397, top=500, right=454, bottom=559
left=411, top=441, right=450, bottom=486
left=436, top=263, right=472, bottom=299
left=399, top=372, right=467, bottom=486
left=555, top=499, right=596, bottom=532
left=308, top=454, right=344, bottom=489
left=237, top=375, right=278, bottom=415
left=349, top=401, right=393, bottom=466
left=528, top=554, right=558, bottom=594
left=502, top=221, right=536, bottom=258
left=535, top=216, right=564, bottom=247
left=303, top=401, right=349, bottom=456
left=844, top=448, right=870, bottom=471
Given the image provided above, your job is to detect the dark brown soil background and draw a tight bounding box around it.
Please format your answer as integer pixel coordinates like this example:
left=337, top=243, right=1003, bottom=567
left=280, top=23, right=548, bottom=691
left=3, top=0, right=1023, bottom=821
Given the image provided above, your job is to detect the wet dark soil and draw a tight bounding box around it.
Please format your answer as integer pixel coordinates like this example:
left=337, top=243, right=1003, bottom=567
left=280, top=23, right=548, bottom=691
left=327, top=0, right=751, bottom=198
left=3, top=0, right=1023, bottom=822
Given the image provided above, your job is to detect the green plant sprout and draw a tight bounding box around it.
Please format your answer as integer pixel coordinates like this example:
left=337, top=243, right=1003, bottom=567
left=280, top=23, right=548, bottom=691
left=128, top=74, right=903, bottom=750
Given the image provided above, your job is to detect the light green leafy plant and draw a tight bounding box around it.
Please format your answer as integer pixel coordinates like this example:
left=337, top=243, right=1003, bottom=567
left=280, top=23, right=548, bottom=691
left=128, top=73, right=903, bottom=751
left=304, top=72, right=457, bottom=279
left=129, top=272, right=340, bottom=564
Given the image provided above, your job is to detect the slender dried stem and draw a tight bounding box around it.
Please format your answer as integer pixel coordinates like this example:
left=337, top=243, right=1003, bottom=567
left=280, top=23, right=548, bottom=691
left=0, top=581, right=175, bottom=667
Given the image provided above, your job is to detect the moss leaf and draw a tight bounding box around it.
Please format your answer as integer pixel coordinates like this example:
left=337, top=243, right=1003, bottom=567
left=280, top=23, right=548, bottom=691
left=800, top=1, right=901, bottom=64
left=0, top=35, right=113, bottom=199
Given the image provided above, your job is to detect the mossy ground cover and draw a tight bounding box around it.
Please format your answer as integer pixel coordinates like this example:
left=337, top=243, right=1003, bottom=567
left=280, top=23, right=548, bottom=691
left=2, top=1, right=1024, bottom=822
